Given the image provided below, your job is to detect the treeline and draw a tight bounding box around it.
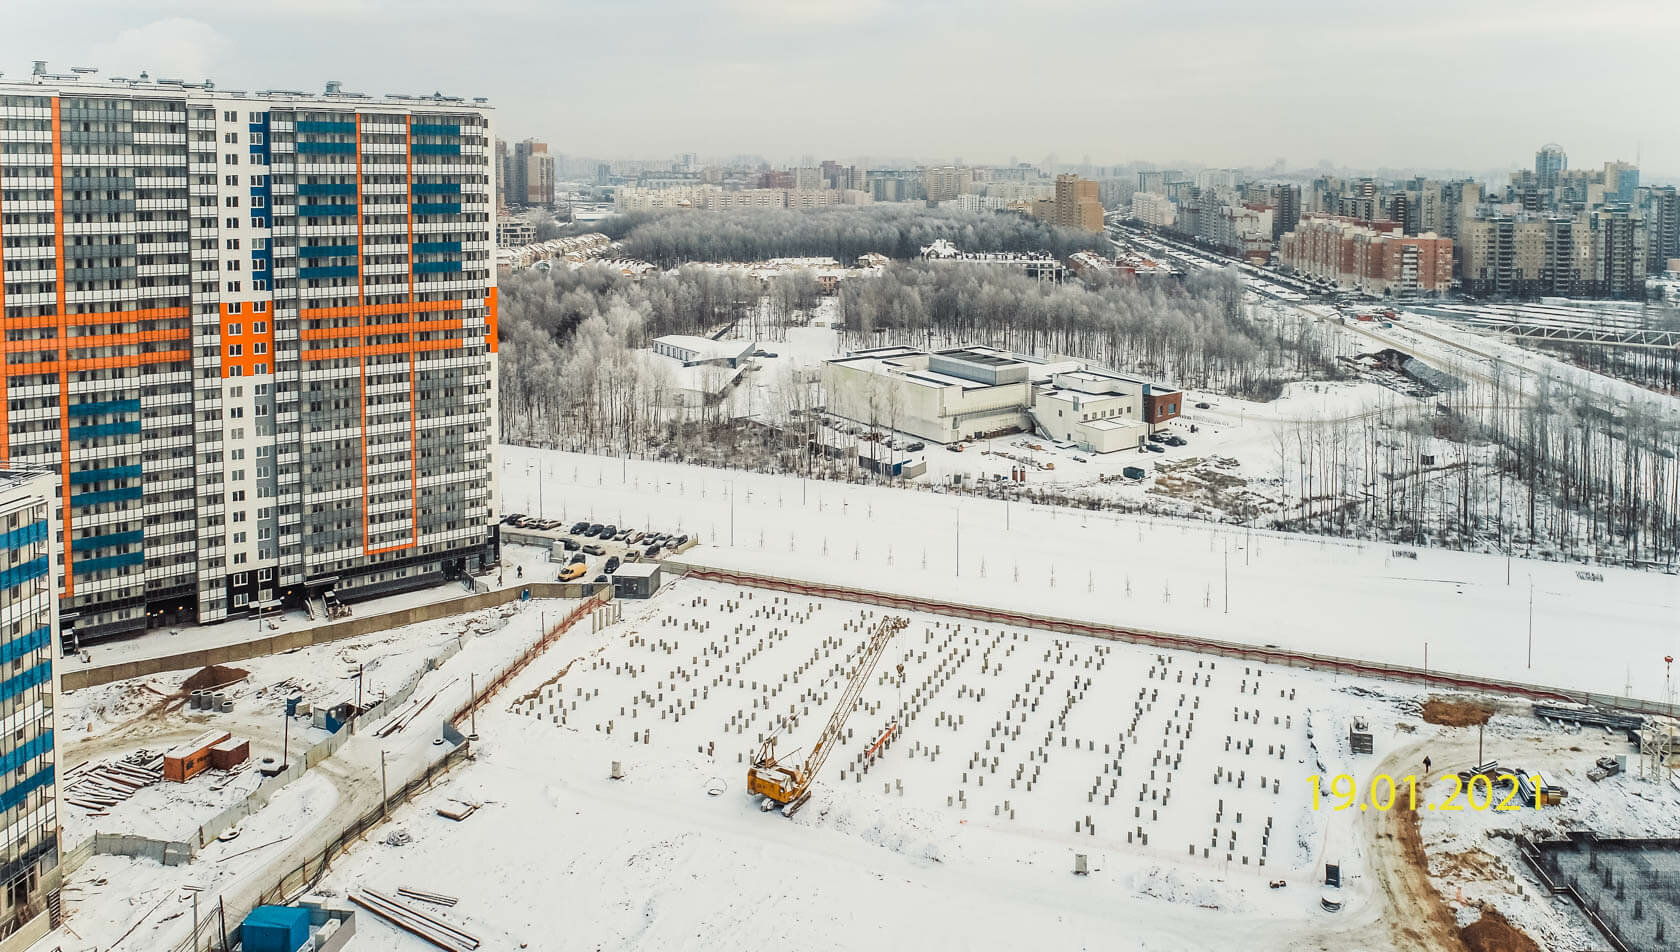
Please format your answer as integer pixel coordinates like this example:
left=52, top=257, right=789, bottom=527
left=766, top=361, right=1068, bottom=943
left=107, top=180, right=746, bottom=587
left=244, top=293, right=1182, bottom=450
left=498, top=263, right=816, bottom=453
left=838, top=263, right=1348, bottom=398
left=612, top=206, right=1108, bottom=268
left=1272, top=361, right=1680, bottom=567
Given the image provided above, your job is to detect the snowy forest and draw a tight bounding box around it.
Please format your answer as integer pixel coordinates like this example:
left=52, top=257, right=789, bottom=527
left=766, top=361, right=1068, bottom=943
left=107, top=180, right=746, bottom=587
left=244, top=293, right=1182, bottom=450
left=602, top=206, right=1109, bottom=267
left=839, top=264, right=1347, bottom=399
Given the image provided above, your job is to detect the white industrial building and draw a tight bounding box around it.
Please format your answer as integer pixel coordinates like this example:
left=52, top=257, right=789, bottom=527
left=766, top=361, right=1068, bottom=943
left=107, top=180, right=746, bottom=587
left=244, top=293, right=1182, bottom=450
left=649, top=336, right=757, bottom=368
left=822, top=347, right=1169, bottom=453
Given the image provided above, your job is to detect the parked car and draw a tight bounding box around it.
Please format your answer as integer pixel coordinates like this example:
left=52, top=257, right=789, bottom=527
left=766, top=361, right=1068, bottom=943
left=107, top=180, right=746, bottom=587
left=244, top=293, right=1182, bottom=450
left=569, top=553, right=587, bottom=565
left=570, top=521, right=590, bottom=534
left=558, top=563, right=587, bottom=581
left=586, top=523, right=604, bottom=537
left=674, top=534, right=690, bottom=547
left=1164, top=435, right=1186, bottom=447
left=601, top=525, right=618, bottom=539
left=905, top=441, right=925, bottom=452
left=582, top=543, right=606, bottom=556
left=503, top=513, right=527, bottom=525
left=614, top=529, right=631, bottom=541
left=593, top=574, right=609, bottom=584
left=1145, top=443, right=1166, bottom=453
left=1148, top=432, right=1167, bottom=442
left=627, top=530, right=644, bottom=544
left=604, top=556, right=620, bottom=574
left=1195, top=402, right=1211, bottom=410
left=623, top=552, right=641, bottom=563
left=559, top=537, right=580, bottom=551
left=1073, top=456, right=1088, bottom=463
left=644, top=544, right=662, bottom=558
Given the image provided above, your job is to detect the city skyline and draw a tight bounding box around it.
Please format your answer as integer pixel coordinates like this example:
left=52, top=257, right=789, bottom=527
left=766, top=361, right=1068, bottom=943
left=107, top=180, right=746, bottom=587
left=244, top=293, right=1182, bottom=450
left=3, top=0, right=1676, bottom=177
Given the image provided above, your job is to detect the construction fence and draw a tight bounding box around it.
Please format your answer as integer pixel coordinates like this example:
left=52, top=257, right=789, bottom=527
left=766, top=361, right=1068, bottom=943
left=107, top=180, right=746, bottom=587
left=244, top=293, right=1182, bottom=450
left=667, top=562, right=1670, bottom=718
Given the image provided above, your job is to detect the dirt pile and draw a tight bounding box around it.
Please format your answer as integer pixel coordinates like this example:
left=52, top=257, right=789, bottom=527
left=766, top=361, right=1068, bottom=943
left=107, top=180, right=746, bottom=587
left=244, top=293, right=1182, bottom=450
left=1459, top=907, right=1540, bottom=952
left=1422, top=696, right=1494, bottom=727
left=180, top=664, right=250, bottom=693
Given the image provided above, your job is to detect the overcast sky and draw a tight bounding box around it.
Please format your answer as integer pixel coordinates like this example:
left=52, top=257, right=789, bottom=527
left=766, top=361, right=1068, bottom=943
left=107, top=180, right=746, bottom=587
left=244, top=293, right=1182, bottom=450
left=4, top=0, right=1675, bottom=177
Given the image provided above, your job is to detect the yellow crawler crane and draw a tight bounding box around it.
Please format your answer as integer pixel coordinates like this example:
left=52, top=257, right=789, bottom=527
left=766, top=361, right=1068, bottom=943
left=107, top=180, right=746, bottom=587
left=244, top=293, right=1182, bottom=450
left=747, top=615, right=908, bottom=816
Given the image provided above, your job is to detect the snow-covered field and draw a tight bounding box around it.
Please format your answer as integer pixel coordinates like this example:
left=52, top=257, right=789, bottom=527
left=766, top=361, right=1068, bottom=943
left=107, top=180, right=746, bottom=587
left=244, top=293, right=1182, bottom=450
left=500, top=445, right=1680, bottom=706
left=318, top=578, right=1396, bottom=950
left=313, top=577, right=1680, bottom=952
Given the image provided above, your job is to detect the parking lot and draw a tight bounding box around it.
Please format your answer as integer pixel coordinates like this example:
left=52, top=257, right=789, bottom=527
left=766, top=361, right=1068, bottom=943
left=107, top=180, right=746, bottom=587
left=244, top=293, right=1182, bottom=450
left=500, top=514, right=694, bottom=584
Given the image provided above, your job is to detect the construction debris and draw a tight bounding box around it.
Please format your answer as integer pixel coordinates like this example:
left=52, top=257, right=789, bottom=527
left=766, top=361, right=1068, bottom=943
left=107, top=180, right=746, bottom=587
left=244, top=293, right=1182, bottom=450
left=397, top=887, right=459, bottom=907
left=350, top=888, right=479, bottom=951
left=435, top=801, right=478, bottom=822
left=62, top=751, right=163, bottom=813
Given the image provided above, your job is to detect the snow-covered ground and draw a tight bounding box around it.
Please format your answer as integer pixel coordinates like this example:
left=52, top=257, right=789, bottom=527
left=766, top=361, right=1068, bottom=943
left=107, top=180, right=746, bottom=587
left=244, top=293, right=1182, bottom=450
left=502, top=445, right=1679, bottom=706
left=313, top=578, right=1680, bottom=951
left=317, top=577, right=1397, bottom=951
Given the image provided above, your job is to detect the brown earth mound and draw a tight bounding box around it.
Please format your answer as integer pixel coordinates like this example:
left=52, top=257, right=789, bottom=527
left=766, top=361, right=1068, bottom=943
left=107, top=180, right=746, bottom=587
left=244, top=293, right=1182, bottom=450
left=1422, top=696, right=1494, bottom=727
left=1459, top=907, right=1540, bottom=952
left=180, top=664, right=250, bottom=693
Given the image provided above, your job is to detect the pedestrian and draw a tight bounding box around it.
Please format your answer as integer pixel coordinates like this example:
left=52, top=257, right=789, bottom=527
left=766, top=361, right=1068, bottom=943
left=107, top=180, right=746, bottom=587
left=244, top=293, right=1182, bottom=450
left=517, top=566, right=524, bottom=579
left=1423, top=755, right=1432, bottom=775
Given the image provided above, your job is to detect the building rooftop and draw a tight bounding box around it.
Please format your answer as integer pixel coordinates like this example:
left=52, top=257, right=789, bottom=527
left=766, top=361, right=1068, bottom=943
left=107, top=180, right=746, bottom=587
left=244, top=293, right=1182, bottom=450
left=614, top=562, right=660, bottom=579
left=0, top=62, right=492, bottom=107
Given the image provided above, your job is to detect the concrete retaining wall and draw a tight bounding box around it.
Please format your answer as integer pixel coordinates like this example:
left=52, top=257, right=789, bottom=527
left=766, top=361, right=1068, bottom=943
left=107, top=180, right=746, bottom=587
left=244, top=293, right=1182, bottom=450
left=63, top=581, right=609, bottom=692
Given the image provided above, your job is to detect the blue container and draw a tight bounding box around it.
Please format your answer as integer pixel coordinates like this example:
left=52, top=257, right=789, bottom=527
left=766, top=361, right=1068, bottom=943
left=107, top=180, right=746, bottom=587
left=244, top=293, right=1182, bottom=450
left=242, top=905, right=310, bottom=952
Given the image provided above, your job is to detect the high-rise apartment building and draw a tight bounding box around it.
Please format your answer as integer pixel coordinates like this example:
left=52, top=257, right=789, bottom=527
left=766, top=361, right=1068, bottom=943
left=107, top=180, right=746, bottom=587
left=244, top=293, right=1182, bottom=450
left=1535, top=143, right=1567, bottom=192
left=1277, top=214, right=1453, bottom=295
left=0, top=469, right=62, bottom=947
left=1268, top=184, right=1301, bottom=241
left=502, top=138, right=554, bottom=208
left=0, top=67, right=499, bottom=646
left=924, top=167, right=974, bottom=204
left=1051, top=174, right=1104, bottom=232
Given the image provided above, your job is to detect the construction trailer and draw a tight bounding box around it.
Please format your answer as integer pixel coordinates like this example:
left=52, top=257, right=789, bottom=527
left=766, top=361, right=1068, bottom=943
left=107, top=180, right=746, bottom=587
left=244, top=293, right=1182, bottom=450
left=613, top=562, right=661, bottom=599
left=163, top=730, right=231, bottom=783
left=242, top=905, right=310, bottom=952
left=209, top=737, right=251, bottom=771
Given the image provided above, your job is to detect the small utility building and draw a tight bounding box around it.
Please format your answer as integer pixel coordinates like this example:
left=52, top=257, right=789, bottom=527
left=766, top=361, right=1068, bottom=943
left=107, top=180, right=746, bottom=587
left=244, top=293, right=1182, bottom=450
left=613, top=562, right=662, bottom=599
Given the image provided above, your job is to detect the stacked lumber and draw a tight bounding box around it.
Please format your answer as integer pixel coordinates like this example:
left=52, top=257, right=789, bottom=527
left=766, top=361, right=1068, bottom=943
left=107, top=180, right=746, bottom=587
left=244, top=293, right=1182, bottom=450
left=397, top=886, right=458, bottom=907
left=374, top=679, right=458, bottom=738
left=349, top=888, right=479, bottom=951
left=63, top=753, right=163, bottom=814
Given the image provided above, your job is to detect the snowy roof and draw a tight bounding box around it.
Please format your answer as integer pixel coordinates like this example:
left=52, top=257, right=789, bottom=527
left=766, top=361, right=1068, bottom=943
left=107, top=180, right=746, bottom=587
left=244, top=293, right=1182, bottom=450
left=614, top=562, right=660, bottom=579
left=652, top=336, right=756, bottom=360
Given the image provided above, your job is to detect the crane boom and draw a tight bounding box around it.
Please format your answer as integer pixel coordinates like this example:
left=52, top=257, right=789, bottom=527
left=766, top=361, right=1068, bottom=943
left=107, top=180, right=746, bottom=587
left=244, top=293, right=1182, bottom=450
left=747, top=615, right=907, bottom=814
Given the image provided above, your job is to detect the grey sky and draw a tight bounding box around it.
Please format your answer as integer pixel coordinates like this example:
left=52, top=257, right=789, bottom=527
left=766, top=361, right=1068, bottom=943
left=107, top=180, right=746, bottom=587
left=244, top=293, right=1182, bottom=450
left=4, top=0, right=1675, bottom=176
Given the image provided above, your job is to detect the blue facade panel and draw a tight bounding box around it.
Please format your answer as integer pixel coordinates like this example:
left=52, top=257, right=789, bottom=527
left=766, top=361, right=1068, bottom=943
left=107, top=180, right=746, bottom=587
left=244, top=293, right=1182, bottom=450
left=297, top=183, right=356, bottom=197
left=0, top=732, right=52, bottom=775
left=296, top=121, right=354, bottom=134
left=67, top=465, right=143, bottom=485
left=413, top=261, right=462, bottom=274
left=410, top=183, right=461, bottom=195
left=68, top=420, right=143, bottom=440
left=297, top=204, right=357, bottom=217
left=0, top=521, right=46, bottom=553
left=411, top=143, right=461, bottom=156
left=0, top=765, right=54, bottom=813
left=413, top=241, right=461, bottom=254
left=299, top=266, right=358, bottom=280
left=72, top=551, right=145, bottom=576
left=66, top=399, right=140, bottom=418
left=0, top=663, right=49, bottom=704
left=69, top=486, right=144, bottom=507
left=299, top=244, right=357, bottom=257
left=410, top=124, right=460, bottom=136
left=412, top=203, right=461, bottom=215
left=297, top=141, right=354, bottom=155
left=0, top=626, right=49, bottom=665
left=0, top=557, right=47, bottom=589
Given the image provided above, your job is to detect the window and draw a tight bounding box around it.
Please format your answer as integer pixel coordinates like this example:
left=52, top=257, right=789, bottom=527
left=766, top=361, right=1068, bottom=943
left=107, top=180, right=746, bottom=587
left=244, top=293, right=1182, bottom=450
left=223, top=132, right=238, bottom=144
left=224, top=175, right=239, bottom=186
left=224, top=196, right=240, bottom=208
left=227, top=323, right=242, bottom=336
left=222, top=110, right=237, bottom=121
left=228, top=344, right=243, bottom=357
left=224, top=154, right=238, bottom=165
left=224, top=217, right=240, bottom=229
left=251, top=196, right=266, bottom=208
left=253, top=321, right=267, bottom=333
left=251, top=132, right=265, bottom=145
left=232, top=490, right=246, bottom=502
left=233, top=592, right=248, bottom=606
left=224, top=238, right=241, bottom=250
left=232, top=531, right=246, bottom=544
left=254, top=342, right=268, bottom=355
left=233, top=572, right=247, bottom=586
left=252, top=259, right=268, bottom=271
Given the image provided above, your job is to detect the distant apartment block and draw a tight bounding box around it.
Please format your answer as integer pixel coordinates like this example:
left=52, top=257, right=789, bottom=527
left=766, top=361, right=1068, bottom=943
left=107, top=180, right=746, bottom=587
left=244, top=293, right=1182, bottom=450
left=1047, top=174, right=1104, bottom=232
left=500, top=138, right=554, bottom=208
left=1130, top=192, right=1177, bottom=229
left=1277, top=214, right=1453, bottom=295
left=0, top=67, right=499, bottom=644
